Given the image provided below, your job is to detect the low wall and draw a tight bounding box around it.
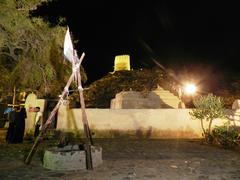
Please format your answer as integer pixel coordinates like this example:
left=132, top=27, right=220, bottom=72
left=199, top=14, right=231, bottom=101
left=56, top=104, right=229, bottom=139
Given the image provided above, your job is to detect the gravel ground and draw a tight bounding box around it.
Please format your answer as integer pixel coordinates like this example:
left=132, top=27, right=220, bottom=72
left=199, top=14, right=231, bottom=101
left=0, top=139, right=240, bottom=180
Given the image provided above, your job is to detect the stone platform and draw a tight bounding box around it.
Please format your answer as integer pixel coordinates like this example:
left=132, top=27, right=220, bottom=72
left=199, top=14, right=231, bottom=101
left=43, top=145, right=102, bottom=170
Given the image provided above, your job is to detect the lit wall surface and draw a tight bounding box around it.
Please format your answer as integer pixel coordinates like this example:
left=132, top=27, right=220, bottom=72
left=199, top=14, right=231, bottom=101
left=56, top=105, right=229, bottom=138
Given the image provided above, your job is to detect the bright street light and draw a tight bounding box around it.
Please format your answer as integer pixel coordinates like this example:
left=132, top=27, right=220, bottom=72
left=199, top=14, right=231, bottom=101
left=184, top=83, right=197, bottom=95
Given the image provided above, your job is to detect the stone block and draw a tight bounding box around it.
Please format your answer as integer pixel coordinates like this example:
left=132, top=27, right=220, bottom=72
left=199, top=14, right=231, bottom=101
left=43, top=145, right=102, bottom=170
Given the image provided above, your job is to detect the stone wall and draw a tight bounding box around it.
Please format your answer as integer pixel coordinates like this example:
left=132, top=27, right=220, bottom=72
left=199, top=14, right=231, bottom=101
left=56, top=104, right=229, bottom=139
left=22, top=95, right=240, bottom=139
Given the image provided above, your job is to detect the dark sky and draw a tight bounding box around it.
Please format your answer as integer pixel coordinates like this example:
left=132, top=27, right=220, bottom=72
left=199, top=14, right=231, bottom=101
left=35, top=1, right=240, bottom=89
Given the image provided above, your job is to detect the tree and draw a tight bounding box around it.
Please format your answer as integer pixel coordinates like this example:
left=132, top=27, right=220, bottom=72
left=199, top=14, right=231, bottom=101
left=0, top=0, right=86, bottom=98
left=189, top=94, right=226, bottom=143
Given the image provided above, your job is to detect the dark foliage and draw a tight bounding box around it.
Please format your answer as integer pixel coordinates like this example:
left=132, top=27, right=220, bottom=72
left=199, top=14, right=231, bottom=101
left=80, top=68, right=177, bottom=108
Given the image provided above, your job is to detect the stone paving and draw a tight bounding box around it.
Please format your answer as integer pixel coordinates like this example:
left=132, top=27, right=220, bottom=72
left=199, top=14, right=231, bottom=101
left=0, top=139, right=240, bottom=179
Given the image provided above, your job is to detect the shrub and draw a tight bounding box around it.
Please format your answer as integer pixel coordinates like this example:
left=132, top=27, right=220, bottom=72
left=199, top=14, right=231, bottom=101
left=212, top=124, right=240, bottom=148
left=189, top=94, right=226, bottom=143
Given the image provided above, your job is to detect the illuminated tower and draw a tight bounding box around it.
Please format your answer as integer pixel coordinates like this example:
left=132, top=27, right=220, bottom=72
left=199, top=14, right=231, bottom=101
left=114, top=55, right=130, bottom=71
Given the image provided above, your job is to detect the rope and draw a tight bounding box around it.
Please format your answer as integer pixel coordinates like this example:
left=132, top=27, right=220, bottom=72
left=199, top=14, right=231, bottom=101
left=78, top=85, right=83, bottom=91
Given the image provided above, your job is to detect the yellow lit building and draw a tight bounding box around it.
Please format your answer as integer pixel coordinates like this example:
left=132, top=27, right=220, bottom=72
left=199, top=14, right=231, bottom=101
left=114, top=55, right=130, bottom=71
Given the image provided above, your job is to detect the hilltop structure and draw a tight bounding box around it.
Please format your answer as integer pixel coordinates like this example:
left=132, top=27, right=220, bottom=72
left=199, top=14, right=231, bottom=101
left=111, top=55, right=185, bottom=109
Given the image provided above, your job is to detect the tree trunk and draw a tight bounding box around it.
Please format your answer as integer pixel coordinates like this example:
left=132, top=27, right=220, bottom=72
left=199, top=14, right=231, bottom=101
left=208, top=119, right=213, bottom=133
left=200, top=118, right=206, bottom=135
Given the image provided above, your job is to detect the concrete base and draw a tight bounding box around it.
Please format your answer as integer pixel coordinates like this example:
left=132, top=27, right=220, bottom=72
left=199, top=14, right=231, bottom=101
left=43, top=145, right=102, bottom=170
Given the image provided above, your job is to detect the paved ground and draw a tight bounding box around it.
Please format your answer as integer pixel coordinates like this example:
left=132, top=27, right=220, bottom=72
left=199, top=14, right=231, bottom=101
left=0, top=139, right=240, bottom=180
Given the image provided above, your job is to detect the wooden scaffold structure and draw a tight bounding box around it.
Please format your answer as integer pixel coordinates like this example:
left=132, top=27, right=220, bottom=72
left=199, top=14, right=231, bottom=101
left=25, top=27, right=93, bottom=170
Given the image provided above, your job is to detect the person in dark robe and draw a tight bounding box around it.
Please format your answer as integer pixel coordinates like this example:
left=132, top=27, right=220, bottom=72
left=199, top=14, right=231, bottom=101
left=5, top=107, right=17, bottom=143
left=13, top=106, right=27, bottom=143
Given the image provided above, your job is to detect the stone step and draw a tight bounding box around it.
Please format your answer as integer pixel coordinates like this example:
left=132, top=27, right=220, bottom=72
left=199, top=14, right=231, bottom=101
left=150, top=92, right=180, bottom=100
left=152, top=91, right=178, bottom=97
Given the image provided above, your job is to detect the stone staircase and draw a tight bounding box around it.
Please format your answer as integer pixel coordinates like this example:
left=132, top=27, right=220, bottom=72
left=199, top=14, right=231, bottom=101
left=111, top=86, right=185, bottom=109
left=149, top=87, right=183, bottom=108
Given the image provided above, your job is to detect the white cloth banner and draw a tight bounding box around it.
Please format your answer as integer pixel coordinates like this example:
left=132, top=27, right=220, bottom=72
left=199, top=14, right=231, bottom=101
left=64, top=27, right=74, bottom=62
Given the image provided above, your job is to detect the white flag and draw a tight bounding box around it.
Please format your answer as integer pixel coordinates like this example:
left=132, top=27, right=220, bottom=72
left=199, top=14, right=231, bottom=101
left=64, top=27, right=74, bottom=62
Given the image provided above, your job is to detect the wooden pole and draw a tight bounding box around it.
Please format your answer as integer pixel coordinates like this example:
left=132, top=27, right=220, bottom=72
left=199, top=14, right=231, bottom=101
left=25, top=74, right=74, bottom=164
left=25, top=53, right=85, bottom=165
left=77, top=66, right=93, bottom=170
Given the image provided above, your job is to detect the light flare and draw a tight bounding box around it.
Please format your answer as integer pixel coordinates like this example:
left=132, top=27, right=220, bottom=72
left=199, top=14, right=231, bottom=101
left=184, top=83, right=197, bottom=95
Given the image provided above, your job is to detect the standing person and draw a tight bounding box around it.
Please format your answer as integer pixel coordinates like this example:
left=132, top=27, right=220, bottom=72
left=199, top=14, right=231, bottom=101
left=33, top=107, right=42, bottom=138
left=5, top=107, right=17, bottom=143
left=14, top=106, right=27, bottom=143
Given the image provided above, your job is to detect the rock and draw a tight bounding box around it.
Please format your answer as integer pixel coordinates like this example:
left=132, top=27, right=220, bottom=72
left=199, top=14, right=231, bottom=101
left=170, top=165, right=178, bottom=169
left=127, top=172, right=136, bottom=178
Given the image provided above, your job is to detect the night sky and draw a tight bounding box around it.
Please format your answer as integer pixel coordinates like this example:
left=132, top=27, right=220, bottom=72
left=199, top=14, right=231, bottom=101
left=35, top=1, right=240, bottom=90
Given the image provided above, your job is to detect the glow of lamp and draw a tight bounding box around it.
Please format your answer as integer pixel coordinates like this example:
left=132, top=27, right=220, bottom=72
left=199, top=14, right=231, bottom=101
left=184, top=84, right=197, bottom=95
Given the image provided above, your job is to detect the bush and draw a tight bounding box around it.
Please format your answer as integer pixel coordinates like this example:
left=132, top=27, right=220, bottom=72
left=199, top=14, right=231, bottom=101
left=212, top=125, right=240, bottom=148
left=189, top=94, right=226, bottom=144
